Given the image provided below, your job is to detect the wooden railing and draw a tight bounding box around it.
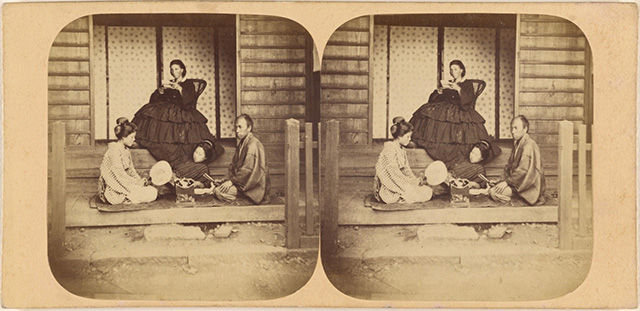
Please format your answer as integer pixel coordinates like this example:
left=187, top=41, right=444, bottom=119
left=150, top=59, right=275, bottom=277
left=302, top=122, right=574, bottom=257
left=322, top=120, right=340, bottom=255
left=49, top=122, right=67, bottom=260
left=557, top=120, right=592, bottom=250
left=283, top=119, right=321, bottom=249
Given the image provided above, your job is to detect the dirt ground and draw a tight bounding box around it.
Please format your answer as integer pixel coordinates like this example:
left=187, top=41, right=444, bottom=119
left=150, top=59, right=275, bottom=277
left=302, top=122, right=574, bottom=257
left=324, top=223, right=592, bottom=301
left=53, top=223, right=317, bottom=301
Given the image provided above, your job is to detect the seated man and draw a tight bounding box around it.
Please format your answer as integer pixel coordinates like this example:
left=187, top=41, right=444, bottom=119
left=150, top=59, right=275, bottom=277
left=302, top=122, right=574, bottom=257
left=213, top=114, right=271, bottom=204
left=489, top=115, right=546, bottom=205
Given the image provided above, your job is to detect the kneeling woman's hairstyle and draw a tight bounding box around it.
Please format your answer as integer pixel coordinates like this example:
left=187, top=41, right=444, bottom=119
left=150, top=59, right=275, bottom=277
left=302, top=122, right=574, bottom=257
left=196, top=139, right=216, bottom=163
left=114, top=117, right=137, bottom=139
left=390, top=116, right=414, bottom=139
left=472, top=140, right=493, bottom=164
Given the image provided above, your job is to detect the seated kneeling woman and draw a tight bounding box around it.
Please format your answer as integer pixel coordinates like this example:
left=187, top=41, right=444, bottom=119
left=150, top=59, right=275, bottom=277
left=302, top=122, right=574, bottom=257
left=374, top=117, right=435, bottom=204
left=448, top=140, right=499, bottom=189
left=99, top=118, right=158, bottom=204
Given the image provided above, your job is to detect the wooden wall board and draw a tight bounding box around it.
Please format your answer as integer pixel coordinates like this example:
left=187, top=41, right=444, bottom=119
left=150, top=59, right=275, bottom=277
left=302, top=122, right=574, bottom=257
left=519, top=36, right=586, bottom=51
left=519, top=64, right=585, bottom=78
left=239, top=34, right=306, bottom=48
left=49, top=90, right=90, bottom=104
left=48, top=61, right=90, bottom=76
left=519, top=50, right=585, bottom=64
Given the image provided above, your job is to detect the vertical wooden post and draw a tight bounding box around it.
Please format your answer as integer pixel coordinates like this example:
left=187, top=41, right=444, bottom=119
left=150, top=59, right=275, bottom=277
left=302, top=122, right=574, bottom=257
left=305, top=122, right=314, bottom=235
left=88, top=15, right=96, bottom=146
left=367, top=15, right=374, bottom=146
left=558, top=120, right=574, bottom=250
left=513, top=14, right=521, bottom=116
left=50, top=122, right=67, bottom=259
left=235, top=15, right=242, bottom=118
left=317, top=122, right=322, bottom=226
left=285, top=119, right=300, bottom=249
left=578, top=123, right=588, bottom=237
left=322, top=120, right=339, bottom=256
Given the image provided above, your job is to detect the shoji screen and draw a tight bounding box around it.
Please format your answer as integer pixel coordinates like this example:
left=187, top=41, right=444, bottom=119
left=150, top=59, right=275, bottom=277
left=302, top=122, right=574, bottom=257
left=93, top=26, right=108, bottom=140
left=499, top=29, right=516, bottom=139
left=107, top=27, right=157, bottom=139
left=443, top=27, right=496, bottom=136
left=162, top=27, right=217, bottom=136
left=372, top=25, right=388, bottom=139
left=372, top=26, right=438, bottom=139
left=389, top=26, right=438, bottom=136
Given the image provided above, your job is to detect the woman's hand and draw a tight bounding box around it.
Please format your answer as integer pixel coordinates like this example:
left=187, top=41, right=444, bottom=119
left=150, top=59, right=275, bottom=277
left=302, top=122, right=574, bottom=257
left=166, top=82, right=182, bottom=93
left=449, top=82, right=461, bottom=92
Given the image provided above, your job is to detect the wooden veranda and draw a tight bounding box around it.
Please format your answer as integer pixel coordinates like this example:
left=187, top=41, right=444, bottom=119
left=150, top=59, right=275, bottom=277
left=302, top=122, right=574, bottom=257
left=48, top=120, right=320, bottom=259
left=321, top=119, right=592, bottom=254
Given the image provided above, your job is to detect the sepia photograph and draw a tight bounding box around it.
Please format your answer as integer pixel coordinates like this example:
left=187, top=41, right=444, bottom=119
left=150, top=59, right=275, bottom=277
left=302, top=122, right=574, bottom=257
left=47, top=13, right=320, bottom=300
left=2, top=1, right=637, bottom=308
left=320, top=14, right=594, bottom=301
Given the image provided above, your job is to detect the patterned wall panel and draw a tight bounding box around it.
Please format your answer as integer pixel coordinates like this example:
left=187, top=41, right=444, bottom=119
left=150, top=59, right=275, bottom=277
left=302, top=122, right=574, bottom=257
left=93, top=26, right=108, bottom=140
left=372, top=25, right=388, bottom=139
left=107, top=27, right=157, bottom=138
left=218, top=27, right=237, bottom=138
left=162, top=27, right=217, bottom=136
left=389, top=26, right=439, bottom=135
left=499, top=29, right=516, bottom=138
left=443, top=27, right=496, bottom=135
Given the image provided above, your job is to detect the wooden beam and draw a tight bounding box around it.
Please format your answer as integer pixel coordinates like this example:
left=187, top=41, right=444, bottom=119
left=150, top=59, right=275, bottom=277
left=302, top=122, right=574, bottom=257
left=305, top=122, right=314, bottom=235
left=236, top=15, right=242, bottom=118
left=368, top=15, right=374, bottom=146
left=317, top=122, right=323, bottom=233
left=339, top=206, right=558, bottom=225
left=514, top=14, right=521, bottom=116
left=584, top=39, right=593, bottom=142
left=67, top=205, right=285, bottom=227
left=495, top=27, right=501, bottom=138
left=557, top=120, right=574, bottom=249
left=322, top=120, right=340, bottom=255
left=50, top=122, right=67, bottom=260
left=285, top=119, right=301, bottom=249
left=214, top=27, right=222, bottom=138
left=578, top=123, right=588, bottom=237
left=88, top=16, right=95, bottom=146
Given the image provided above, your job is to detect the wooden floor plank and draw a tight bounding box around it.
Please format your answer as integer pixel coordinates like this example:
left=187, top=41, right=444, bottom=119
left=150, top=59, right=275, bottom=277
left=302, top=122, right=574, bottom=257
left=339, top=205, right=558, bottom=225
left=67, top=203, right=285, bottom=227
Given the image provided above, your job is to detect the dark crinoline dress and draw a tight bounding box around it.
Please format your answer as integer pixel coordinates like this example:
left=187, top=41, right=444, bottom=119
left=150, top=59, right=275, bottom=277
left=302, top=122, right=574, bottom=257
left=409, top=79, right=492, bottom=166
left=132, top=79, right=217, bottom=165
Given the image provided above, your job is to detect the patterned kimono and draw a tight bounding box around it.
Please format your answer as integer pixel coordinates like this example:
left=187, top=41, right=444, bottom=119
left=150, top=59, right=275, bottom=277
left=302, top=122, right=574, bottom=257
left=493, top=133, right=546, bottom=205
left=214, top=133, right=270, bottom=204
left=98, top=142, right=157, bottom=204
left=374, top=141, right=433, bottom=204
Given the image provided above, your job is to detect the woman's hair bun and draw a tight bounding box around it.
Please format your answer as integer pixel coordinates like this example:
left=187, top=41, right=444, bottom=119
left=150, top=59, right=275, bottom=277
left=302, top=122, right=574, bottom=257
left=392, top=116, right=405, bottom=125
left=116, top=117, right=129, bottom=126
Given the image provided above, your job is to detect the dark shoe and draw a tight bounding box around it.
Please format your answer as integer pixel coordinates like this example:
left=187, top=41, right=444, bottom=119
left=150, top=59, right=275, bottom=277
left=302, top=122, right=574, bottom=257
left=534, top=195, right=547, bottom=206
left=260, top=194, right=272, bottom=205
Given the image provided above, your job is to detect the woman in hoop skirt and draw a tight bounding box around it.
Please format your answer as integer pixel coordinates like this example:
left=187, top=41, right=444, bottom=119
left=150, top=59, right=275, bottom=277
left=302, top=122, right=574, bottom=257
left=132, top=59, right=222, bottom=165
left=409, top=60, right=499, bottom=165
